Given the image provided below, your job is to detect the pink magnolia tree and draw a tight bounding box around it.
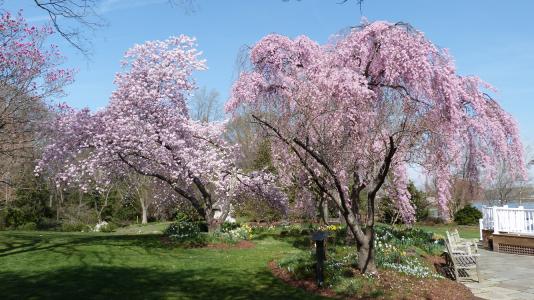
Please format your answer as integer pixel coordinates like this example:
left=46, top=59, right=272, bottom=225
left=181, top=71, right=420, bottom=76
left=227, top=21, right=526, bottom=272
left=38, top=36, right=287, bottom=231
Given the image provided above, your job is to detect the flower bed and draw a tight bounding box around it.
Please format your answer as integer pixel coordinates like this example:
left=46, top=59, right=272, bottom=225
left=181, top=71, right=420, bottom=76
left=275, top=224, right=470, bottom=299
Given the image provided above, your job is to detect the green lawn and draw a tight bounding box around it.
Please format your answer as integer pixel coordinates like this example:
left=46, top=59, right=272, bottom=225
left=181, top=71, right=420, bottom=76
left=414, top=224, right=480, bottom=239
left=0, top=229, right=327, bottom=300
left=113, top=221, right=172, bottom=235
left=0, top=223, right=479, bottom=299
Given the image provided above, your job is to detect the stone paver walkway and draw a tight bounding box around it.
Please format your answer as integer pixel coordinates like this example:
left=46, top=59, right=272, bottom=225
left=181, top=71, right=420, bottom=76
left=463, top=249, right=534, bottom=300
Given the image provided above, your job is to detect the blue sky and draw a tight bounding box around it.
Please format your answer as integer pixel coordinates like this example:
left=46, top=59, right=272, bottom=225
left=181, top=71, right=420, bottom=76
left=6, top=0, right=534, bottom=146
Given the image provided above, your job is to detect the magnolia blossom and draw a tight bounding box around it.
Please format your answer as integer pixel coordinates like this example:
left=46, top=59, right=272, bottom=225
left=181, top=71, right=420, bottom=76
left=38, top=36, right=286, bottom=229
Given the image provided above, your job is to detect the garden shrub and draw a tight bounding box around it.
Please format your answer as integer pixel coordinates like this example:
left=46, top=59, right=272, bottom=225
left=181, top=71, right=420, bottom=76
left=250, top=225, right=266, bottom=235
left=3, top=207, right=25, bottom=228
left=280, top=223, right=305, bottom=237
left=0, top=212, right=5, bottom=230
left=61, top=222, right=90, bottom=232
left=100, top=223, right=117, bottom=232
left=94, top=221, right=117, bottom=232
left=164, top=213, right=206, bottom=245
left=164, top=220, right=201, bottom=240
left=18, top=222, right=37, bottom=231
left=220, top=221, right=240, bottom=233
left=375, top=225, right=443, bottom=255
left=112, top=203, right=139, bottom=226
left=249, top=224, right=277, bottom=236
left=324, top=224, right=348, bottom=245
left=37, top=218, right=61, bottom=230
left=279, top=246, right=382, bottom=297
left=454, top=204, right=482, bottom=225
left=215, top=224, right=253, bottom=243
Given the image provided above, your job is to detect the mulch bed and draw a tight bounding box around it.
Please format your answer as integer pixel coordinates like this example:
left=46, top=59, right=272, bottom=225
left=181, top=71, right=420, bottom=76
left=268, top=261, right=341, bottom=299
left=376, top=269, right=477, bottom=300
left=268, top=260, right=479, bottom=300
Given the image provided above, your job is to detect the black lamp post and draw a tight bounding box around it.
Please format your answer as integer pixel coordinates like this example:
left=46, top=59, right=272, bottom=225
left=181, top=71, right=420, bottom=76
left=311, top=231, right=329, bottom=287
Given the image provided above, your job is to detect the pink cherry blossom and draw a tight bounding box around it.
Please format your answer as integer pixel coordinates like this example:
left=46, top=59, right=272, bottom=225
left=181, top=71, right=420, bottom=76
left=227, top=21, right=526, bottom=272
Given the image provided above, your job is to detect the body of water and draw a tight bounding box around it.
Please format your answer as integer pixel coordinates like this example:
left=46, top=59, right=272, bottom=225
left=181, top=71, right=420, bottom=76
left=472, top=201, right=534, bottom=210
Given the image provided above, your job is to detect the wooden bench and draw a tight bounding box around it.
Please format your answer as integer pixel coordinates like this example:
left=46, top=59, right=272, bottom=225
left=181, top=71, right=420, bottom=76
left=446, top=229, right=478, bottom=253
left=445, top=231, right=481, bottom=282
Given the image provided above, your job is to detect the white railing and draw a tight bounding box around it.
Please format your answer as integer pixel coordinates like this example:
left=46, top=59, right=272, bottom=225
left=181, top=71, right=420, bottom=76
left=480, top=205, right=534, bottom=236
left=482, top=206, right=494, bottom=230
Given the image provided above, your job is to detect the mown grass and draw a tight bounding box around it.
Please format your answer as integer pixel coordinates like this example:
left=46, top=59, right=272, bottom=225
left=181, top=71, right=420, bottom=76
left=0, top=222, right=479, bottom=299
left=414, top=223, right=480, bottom=239
left=113, top=221, right=173, bottom=235
left=0, top=228, right=327, bottom=300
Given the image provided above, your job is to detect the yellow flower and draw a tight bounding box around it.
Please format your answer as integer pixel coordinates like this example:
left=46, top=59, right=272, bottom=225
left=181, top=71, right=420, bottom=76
left=326, top=225, right=339, bottom=232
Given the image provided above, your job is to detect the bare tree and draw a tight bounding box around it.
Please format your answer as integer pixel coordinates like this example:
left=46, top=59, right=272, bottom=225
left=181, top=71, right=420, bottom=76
left=0, top=85, right=49, bottom=165
left=116, top=171, right=170, bottom=224
left=517, top=146, right=534, bottom=205
left=448, top=176, right=483, bottom=217
left=486, top=146, right=534, bottom=206
left=125, top=172, right=156, bottom=225
left=189, top=87, right=222, bottom=122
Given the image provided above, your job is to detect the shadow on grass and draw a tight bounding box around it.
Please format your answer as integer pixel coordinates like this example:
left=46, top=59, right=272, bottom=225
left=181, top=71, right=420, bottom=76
left=0, top=265, right=328, bottom=300
left=0, top=232, right=169, bottom=258
left=253, top=232, right=314, bottom=251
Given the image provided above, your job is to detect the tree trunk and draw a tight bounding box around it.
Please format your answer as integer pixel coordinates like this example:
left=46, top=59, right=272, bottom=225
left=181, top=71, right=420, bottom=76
left=140, top=200, right=148, bottom=224
left=78, top=189, right=83, bottom=217
left=57, top=188, right=64, bottom=221
left=319, top=197, right=329, bottom=225
left=95, top=200, right=101, bottom=222
left=391, top=211, right=400, bottom=225
left=205, top=209, right=220, bottom=232
left=357, top=227, right=377, bottom=273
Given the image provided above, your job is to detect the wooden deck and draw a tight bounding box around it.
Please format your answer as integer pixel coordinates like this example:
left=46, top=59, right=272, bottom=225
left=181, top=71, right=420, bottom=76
left=480, top=206, right=534, bottom=256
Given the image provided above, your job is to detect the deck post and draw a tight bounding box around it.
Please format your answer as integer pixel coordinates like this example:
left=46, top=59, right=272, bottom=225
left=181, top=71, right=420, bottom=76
left=518, top=206, right=525, bottom=234
left=493, top=206, right=499, bottom=234
left=479, top=218, right=483, bottom=241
